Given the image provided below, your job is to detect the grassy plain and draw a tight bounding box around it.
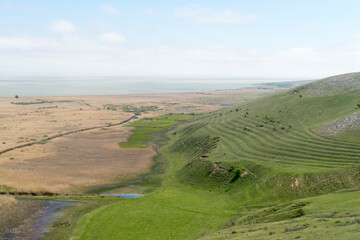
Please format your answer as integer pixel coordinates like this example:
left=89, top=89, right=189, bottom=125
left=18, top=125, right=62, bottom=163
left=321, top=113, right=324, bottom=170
left=0, top=88, right=273, bottom=194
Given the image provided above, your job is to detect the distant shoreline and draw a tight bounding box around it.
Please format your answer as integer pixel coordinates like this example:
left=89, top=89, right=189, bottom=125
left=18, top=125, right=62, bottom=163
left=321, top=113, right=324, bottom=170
left=0, top=77, right=308, bottom=98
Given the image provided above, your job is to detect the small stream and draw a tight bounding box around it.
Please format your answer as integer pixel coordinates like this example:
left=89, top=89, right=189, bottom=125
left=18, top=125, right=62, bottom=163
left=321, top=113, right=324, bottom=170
left=91, top=126, right=168, bottom=198
left=26, top=200, right=75, bottom=239
left=96, top=129, right=167, bottom=197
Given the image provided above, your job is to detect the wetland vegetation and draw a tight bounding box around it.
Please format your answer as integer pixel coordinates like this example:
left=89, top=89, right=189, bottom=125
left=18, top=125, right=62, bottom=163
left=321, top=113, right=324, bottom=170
left=2, top=73, right=360, bottom=239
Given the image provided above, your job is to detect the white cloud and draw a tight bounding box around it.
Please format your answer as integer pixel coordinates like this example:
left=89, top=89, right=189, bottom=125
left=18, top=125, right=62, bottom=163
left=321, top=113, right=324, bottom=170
left=174, top=4, right=258, bottom=24
left=0, top=35, right=57, bottom=49
left=100, top=32, right=127, bottom=44
left=141, top=8, right=157, bottom=16
left=1, top=33, right=360, bottom=79
left=101, top=4, right=120, bottom=14
left=50, top=20, right=76, bottom=34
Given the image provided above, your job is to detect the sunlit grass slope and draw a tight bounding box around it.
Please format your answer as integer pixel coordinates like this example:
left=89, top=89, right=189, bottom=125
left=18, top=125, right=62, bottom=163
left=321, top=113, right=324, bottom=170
left=200, top=190, right=360, bottom=240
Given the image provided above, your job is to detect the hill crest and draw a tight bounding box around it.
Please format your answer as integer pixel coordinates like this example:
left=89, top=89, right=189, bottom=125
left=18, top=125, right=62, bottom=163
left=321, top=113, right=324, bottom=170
left=290, top=72, right=360, bottom=96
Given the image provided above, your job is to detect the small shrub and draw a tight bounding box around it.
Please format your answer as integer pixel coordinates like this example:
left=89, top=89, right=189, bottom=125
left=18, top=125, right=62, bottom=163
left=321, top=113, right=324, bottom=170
left=230, top=169, right=242, bottom=183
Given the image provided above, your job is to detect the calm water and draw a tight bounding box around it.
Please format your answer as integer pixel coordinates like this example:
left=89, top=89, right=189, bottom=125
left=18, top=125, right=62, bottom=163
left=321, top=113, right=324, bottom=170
left=0, top=76, right=272, bottom=97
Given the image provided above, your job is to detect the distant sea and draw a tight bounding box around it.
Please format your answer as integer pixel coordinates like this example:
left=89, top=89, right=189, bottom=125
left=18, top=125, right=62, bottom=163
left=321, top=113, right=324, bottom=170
left=0, top=76, right=303, bottom=97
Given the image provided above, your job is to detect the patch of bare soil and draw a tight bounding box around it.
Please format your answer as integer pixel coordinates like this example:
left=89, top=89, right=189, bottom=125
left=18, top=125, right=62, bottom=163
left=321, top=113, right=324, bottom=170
left=316, top=111, right=360, bottom=135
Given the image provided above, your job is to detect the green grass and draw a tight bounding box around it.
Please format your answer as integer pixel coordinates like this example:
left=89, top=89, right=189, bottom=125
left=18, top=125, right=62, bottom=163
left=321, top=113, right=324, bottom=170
left=44, top=200, right=117, bottom=240
left=69, top=129, right=360, bottom=239
left=120, top=114, right=197, bottom=148
left=49, top=74, right=360, bottom=239
left=200, top=190, right=360, bottom=240
left=175, top=92, right=360, bottom=173
left=71, top=151, right=238, bottom=240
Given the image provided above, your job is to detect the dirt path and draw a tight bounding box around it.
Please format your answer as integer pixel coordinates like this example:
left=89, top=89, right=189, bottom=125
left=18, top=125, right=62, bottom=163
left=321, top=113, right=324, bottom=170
left=0, top=192, right=123, bottom=199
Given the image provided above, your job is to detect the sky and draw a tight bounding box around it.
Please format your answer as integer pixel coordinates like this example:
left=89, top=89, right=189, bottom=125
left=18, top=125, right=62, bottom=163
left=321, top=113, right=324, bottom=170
left=0, top=0, right=360, bottom=80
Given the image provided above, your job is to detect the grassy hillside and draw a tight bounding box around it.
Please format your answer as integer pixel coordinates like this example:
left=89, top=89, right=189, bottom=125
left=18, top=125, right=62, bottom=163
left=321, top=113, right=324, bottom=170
left=200, top=190, right=360, bottom=240
left=68, top=72, right=360, bottom=240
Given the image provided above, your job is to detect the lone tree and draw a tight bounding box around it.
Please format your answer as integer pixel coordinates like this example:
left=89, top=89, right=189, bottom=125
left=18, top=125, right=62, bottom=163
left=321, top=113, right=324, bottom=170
left=15, top=95, right=19, bottom=99
left=357, top=103, right=360, bottom=108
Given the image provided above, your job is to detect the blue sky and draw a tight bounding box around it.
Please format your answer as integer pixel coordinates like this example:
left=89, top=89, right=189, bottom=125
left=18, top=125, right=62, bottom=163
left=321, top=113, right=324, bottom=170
left=0, top=0, right=360, bottom=79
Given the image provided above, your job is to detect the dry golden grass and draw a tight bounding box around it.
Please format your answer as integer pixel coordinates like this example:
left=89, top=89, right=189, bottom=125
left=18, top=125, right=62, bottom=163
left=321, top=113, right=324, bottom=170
left=0, top=126, right=155, bottom=193
left=0, top=88, right=275, bottom=194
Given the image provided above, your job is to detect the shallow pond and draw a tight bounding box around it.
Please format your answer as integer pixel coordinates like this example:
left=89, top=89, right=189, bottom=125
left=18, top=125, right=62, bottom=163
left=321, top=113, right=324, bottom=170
left=104, top=193, right=143, bottom=199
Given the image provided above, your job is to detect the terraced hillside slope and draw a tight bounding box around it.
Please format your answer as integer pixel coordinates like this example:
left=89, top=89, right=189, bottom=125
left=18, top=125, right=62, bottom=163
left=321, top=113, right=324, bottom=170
left=66, top=73, right=360, bottom=240
left=174, top=72, right=360, bottom=174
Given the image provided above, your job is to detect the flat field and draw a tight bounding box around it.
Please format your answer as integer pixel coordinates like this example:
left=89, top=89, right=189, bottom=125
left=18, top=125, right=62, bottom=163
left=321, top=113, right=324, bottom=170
left=0, top=87, right=273, bottom=193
